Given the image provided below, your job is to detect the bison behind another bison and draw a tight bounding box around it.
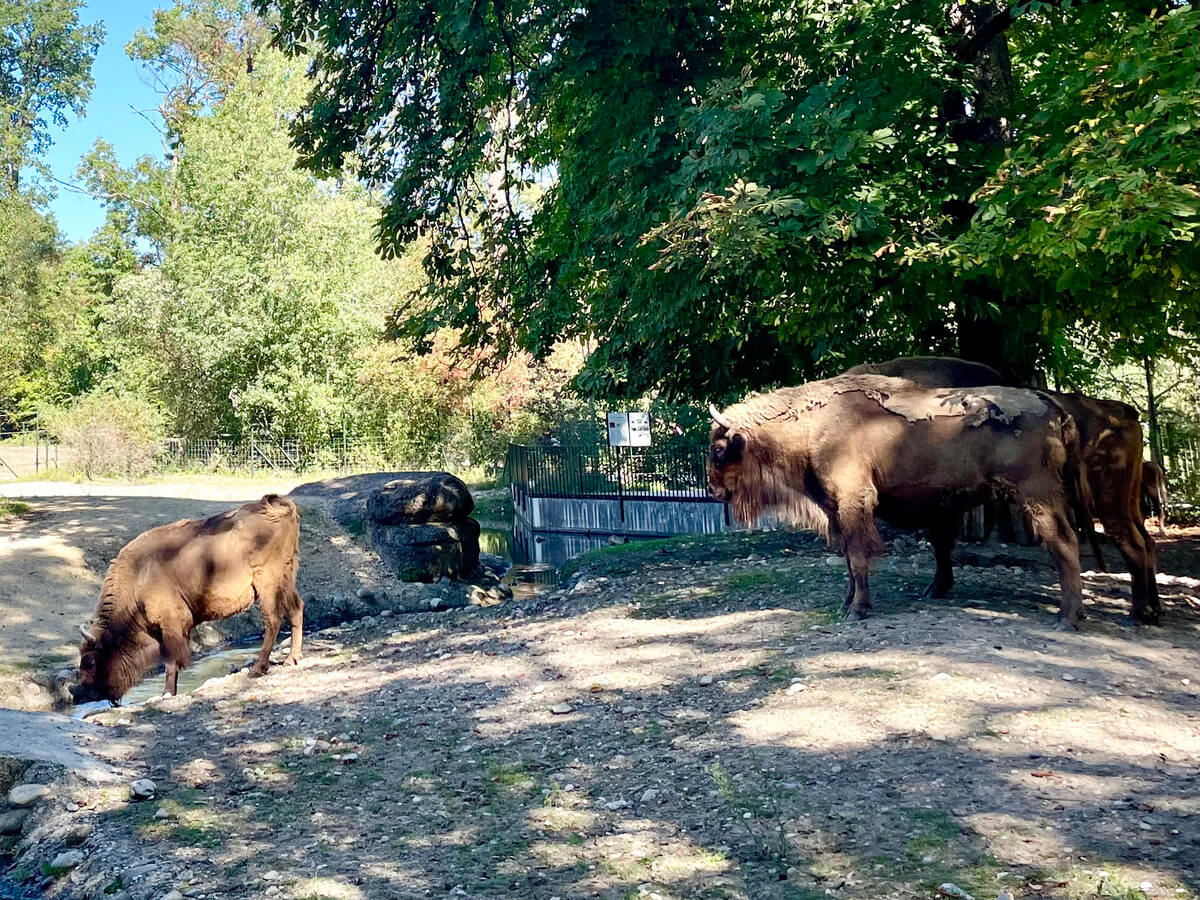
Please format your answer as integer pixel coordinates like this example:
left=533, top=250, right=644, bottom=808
left=73, top=494, right=304, bottom=704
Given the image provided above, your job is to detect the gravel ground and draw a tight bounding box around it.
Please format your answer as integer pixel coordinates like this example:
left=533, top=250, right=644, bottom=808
left=2, top=525, right=1197, bottom=900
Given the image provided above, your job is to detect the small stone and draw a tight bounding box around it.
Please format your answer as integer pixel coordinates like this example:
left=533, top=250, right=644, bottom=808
left=65, top=822, right=93, bottom=844
left=830, top=765, right=842, bottom=775
left=356, top=587, right=375, bottom=600
left=824, top=555, right=843, bottom=567
left=995, top=893, right=1014, bottom=900
left=49, top=849, right=85, bottom=871
left=550, top=703, right=574, bottom=715
left=785, top=682, right=806, bottom=695
left=935, top=884, right=974, bottom=900
left=698, top=674, right=714, bottom=686
left=65, top=801, right=79, bottom=812
left=7, top=784, right=50, bottom=808
left=130, top=779, right=156, bottom=800
left=1062, top=674, right=1075, bottom=682
left=640, top=788, right=659, bottom=803
left=337, top=753, right=359, bottom=764
left=154, top=807, right=170, bottom=820
left=603, top=799, right=629, bottom=810
left=0, top=809, right=29, bottom=835
left=929, top=672, right=951, bottom=682
left=620, top=706, right=637, bottom=714
left=162, top=892, right=185, bottom=900
left=379, top=609, right=393, bottom=617
left=931, top=734, right=949, bottom=742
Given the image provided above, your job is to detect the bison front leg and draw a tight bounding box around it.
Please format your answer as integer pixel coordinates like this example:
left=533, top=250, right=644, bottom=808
left=161, top=627, right=192, bottom=697
left=839, top=506, right=882, bottom=621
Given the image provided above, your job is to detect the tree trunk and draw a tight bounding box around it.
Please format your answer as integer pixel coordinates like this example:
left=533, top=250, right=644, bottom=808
left=1144, top=356, right=1162, bottom=466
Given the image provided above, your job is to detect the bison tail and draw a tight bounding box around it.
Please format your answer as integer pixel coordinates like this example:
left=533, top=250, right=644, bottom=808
left=259, top=494, right=300, bottom=521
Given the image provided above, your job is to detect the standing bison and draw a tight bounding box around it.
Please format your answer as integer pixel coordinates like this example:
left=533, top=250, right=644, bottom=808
left=708, top=375, right=1089, bottom=628
left=73, top=494, right=304, bottom=703
left=851, top=356, right=1161, bottom=624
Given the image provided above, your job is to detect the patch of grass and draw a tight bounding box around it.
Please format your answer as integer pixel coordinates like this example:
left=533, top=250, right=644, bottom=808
left=472, top=493, right=514, bottom=522
left=0, top=499, right=29, bottom=520
left=485, top=760, right=537, bottom=799
left=905, top=808, right=961, bottom=840
left=103, top=877, right=124, bottom=894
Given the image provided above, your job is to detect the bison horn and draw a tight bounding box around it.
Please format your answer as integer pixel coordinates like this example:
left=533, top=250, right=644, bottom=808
left=709, top=403, right=733, bottom=430
left=79, top=623, right=92, bottom=640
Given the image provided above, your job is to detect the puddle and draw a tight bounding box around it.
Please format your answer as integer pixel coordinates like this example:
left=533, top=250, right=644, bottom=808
left=72, top=642, right=262, bottom=717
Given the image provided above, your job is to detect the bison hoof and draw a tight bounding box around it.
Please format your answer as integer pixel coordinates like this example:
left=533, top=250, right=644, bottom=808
left=844, top=607, right=871, bottom=622
left=284, top=653, right=302, bottom=666
left=248, top=664, right=269, bottom=678
left=1054, top=617, right=1080, bottom=632
left=1131, top=610, right=1160, bottom=627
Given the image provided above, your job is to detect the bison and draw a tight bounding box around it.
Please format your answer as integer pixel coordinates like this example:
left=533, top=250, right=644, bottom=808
left=73, top=494, right=304, bottom=704
left=708, top=375, right=1089, bottom=628
left=851, top=357, right=1160, bottom=624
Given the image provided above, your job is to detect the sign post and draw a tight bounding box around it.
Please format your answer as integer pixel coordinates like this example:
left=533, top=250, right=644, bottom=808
left=605, top=411, right=652, bottom=523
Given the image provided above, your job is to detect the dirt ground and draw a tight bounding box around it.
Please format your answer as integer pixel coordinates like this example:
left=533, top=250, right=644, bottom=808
left=0, top=479, right=401, bottom=708
left=2, top=516, right=1198, bottom=900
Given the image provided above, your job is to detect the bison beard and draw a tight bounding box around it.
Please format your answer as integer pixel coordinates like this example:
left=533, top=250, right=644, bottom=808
left=709, top=375, right=1088, bottom=628
left=74, top=494, right=304, bottom=703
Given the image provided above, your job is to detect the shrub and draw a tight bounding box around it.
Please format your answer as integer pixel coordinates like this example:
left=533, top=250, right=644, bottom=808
left=42, top=391, right=165, bottom=479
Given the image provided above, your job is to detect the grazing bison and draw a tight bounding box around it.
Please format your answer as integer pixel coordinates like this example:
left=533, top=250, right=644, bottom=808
left=708, top=375, right=1089, bottom=628
left=850, top=357, right=1161, bottom=624
left=73, top=494, right=304, bottom=703
left=1142, top=459, right=1168, bottom=536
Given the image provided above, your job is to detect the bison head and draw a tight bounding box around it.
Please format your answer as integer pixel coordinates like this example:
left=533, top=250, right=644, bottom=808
left=707, top=404, right=746, bottom=503
left=72, top=624, right=121, bottom=704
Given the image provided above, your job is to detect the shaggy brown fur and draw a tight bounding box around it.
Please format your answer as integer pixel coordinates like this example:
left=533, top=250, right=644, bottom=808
left=74, top=494, right=304, bottom=703
left=851, top=357, right=1160, bottom=624
left=1142, top=459, right=1168, bottom=536
left=710, top=375, right=1087, bottom=628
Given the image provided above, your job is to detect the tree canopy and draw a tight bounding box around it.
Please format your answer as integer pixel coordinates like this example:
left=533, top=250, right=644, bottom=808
left=262, top=0, right=1199, bottom=400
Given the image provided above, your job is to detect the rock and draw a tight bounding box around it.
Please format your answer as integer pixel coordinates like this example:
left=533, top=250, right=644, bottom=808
left=698, top=674, right=714, bottom=686
left=603, top=799, right=629, bottom=810
left=7, top=784, right=50, bottom=808
left=550, top=703, right=574, bottom=715
left=824, top=555, right=843, bottom=567
left=640, top=788, right=659, bottom=803
left=830, top=765, right=843, bottom=775
left=65, top=822, right=93, bottom=844
left=162, top=891, right=185, bottom=900
left=49, top=849, right=85, bottom=871
left=936, top=884, right=974, bottom=900
left=366, top=472, right=474, bottom=525
left=0, top=809, right=29, bottom=835
left=154, top=807, right=170, bottom=820
left=130, top=778, right=156, bottom=800
left=368, top=519, right=481, bottom=581
left=785, top=682, right=806, bottom=695
left=356, top=587, right=375, bottom=600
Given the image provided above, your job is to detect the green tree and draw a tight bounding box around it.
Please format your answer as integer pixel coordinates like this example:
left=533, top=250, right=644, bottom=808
left=263, top=0, right=1199, bottom=400
left=0, top=0, right=103, bottom=188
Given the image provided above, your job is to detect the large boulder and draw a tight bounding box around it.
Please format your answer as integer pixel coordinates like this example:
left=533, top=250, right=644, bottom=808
left=367, top=519, right=481, bottom=581
left=366, top=473, right=475, bottom=525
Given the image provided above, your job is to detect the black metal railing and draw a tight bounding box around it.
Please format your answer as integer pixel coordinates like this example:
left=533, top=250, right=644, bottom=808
left=505, top=443, right=714, bottom=503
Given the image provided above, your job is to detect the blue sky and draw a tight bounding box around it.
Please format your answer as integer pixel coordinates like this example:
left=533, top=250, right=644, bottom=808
left=43, top=1, right=164, bottom=243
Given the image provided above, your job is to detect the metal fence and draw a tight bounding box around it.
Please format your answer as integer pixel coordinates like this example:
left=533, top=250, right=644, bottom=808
left=506, top=443, right=714, bottom=503
left=0, top=431, right=59, bottom=480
